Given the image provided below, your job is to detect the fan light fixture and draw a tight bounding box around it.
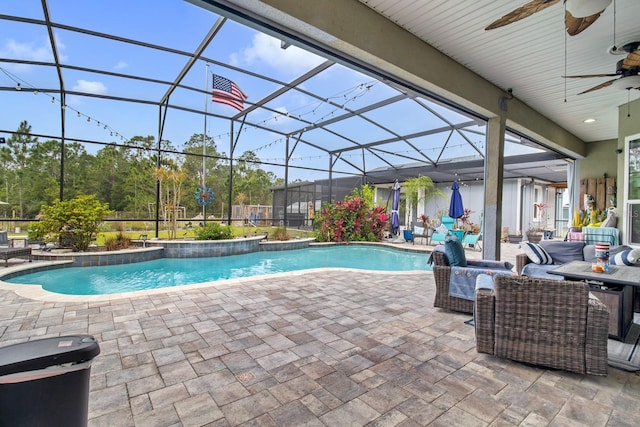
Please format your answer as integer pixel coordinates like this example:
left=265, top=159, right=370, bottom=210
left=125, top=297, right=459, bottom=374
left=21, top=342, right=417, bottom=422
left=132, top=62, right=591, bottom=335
left=583, top=118, right=596, bottom=123
left=612, top=75, right=640, bottom=90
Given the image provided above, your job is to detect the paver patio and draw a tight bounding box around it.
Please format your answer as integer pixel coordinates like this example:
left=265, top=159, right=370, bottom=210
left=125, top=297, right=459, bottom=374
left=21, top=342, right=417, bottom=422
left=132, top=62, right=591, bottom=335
left=1, top=242, right=639, bottom=426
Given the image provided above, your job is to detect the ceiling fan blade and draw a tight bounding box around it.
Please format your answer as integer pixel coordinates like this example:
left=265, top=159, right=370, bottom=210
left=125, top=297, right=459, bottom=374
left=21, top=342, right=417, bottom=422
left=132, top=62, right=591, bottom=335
left=564, top=9, right=604, bottom=36
left=623, top=50, right=640, bottom=69
left=562, top=74, right=618, bottom=79
left=577, top=79, right=616, bottom=95
left=485, top=0, right=560, bottom=30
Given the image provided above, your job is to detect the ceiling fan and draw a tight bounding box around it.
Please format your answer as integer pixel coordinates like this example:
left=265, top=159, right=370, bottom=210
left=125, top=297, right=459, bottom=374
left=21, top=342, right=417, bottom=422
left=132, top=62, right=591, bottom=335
left=562, top=42, right=640, bottom=94
left=486, top=0, right=612, bottom=36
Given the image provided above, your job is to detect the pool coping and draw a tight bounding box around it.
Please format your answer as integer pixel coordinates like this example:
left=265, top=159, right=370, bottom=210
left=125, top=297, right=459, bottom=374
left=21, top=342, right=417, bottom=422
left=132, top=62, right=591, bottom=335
left=0, top=267, right=429, bottom=302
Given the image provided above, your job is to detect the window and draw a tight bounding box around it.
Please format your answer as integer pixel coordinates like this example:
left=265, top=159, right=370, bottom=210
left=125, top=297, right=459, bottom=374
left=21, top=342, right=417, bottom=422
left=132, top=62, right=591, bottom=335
left=624, top=133, right=640, bottom=245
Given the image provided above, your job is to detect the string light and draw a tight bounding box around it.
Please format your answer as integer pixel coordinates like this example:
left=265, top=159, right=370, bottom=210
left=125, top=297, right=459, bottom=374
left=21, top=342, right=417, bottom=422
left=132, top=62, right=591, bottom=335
left=254, top=140, right=482, bottom=164
left=208, top=80, right=379, bottom=144
left=2, top=66, right=127, bottom=142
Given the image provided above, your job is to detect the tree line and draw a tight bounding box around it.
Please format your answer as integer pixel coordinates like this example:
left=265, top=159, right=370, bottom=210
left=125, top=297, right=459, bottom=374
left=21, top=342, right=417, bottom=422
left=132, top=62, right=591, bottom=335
left=1, top=120, right=283, bottom=220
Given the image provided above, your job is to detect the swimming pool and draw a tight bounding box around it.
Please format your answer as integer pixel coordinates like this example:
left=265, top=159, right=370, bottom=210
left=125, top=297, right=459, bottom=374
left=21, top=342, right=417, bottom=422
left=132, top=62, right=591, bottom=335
left=5, top=245, right=431, bottom=295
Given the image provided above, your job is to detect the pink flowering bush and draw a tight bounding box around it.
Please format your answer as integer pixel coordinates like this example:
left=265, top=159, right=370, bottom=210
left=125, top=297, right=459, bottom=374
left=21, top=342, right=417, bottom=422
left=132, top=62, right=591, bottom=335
left=314, top=188, right=390, bottom=242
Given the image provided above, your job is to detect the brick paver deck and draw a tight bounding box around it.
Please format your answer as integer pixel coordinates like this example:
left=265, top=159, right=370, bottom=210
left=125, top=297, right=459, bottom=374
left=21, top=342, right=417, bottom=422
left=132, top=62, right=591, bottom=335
left=1, top=241, right=639, bottom=426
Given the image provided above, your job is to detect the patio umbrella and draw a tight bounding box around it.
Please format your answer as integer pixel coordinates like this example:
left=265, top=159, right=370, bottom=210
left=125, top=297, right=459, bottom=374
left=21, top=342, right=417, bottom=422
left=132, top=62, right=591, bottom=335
left=448, top=181, right=464, bottom=227
left=391, top=180, right=400, bottom=235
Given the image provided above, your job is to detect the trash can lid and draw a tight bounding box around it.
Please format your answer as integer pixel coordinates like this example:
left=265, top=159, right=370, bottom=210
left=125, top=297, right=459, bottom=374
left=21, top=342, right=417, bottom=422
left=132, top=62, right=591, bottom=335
left=0, top=335, right=100, bottom=376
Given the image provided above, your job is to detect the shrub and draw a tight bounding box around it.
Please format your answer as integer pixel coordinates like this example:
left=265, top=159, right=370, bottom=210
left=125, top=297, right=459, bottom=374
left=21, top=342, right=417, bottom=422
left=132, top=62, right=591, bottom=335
left=195, top=222, right=234, bottom=240
left=271, top=226, right=290, bottom=241
left=27, top=221, right=45, bottom=242
left=104, top=232, right=131, bottom=251
left=314, top=188, right=389, bottom=242
left=35, top=195, right=113, bottom=252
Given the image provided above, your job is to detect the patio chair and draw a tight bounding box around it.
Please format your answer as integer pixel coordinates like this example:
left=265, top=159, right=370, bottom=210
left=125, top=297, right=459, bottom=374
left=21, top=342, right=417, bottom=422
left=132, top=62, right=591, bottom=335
left=462, top=223, right=483, bottom=251
left=411, top=222, right=430, bottom=245
left=0, top=230, right=7, bottom=246
left=429, top=215, right=455, bottom=245
left=431, top=250, right=513, bottom=314
left=474, top=274, right=609, bottom=376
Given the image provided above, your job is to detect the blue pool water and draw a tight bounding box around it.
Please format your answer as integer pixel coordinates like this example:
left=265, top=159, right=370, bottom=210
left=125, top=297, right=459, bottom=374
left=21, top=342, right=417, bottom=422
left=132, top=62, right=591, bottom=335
left=6, top=245, right=431, bottom=295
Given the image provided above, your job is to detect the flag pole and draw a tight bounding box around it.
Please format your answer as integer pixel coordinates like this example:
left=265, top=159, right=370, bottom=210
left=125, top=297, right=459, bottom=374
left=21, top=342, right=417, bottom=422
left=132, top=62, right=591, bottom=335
left=202, top=63, right=209, bottom=224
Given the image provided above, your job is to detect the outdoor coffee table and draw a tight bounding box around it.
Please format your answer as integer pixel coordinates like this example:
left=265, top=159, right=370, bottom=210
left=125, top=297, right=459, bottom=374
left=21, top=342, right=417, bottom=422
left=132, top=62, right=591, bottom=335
left=549, top=261, right=640, bottom=340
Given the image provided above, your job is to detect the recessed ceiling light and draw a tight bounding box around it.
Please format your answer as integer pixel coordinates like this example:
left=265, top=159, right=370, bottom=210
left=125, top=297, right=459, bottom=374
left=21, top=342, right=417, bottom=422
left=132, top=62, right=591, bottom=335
left=583, top=118, right=596, bottom=123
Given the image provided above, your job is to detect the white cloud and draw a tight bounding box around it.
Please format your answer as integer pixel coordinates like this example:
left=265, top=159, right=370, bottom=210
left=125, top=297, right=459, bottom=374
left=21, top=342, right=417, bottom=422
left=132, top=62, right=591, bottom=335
left=114, top=61, right=128, bottom=70
left=72, top=80, right=107, bottom=95
left=0, top=35, right=68, bottom=73
left=230, top=33, right=325, bottom=76
left=1, top=39, right=53, bottom=63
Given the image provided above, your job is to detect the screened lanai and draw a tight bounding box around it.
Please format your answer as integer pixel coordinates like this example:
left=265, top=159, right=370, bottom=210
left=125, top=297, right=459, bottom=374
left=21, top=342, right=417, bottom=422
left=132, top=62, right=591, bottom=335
left=0, top=0, right=571, bottom=233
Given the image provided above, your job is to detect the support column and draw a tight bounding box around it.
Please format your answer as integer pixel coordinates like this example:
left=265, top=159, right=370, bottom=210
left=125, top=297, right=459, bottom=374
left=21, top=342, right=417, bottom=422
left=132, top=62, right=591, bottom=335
left=483, top=115, right=506, bottom=260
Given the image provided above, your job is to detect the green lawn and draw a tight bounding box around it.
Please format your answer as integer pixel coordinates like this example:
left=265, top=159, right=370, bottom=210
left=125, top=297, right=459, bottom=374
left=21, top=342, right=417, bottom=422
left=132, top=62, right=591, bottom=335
left=94, top=226, right=314, bottom=245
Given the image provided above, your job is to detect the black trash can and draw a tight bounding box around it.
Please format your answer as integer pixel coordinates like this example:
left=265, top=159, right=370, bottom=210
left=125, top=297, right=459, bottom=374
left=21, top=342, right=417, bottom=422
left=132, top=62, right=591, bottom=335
left=0, top=335, right=100, bottom=427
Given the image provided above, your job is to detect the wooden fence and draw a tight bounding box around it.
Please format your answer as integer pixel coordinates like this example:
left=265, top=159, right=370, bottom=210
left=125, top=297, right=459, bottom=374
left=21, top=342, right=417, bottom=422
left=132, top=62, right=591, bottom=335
left=580, top=177, right=616, bottom=211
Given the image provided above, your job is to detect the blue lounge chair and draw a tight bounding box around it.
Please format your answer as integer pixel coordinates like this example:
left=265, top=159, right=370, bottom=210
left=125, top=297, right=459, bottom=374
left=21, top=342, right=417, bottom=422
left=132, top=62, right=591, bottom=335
left=462, top=223, right=483, bottom=251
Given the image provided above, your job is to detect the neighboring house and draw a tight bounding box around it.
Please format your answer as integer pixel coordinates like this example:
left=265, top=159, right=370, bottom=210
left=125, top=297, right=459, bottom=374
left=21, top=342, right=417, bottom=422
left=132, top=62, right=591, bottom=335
left=271, top=176, right=568, bottom=238
left=418, top=178, right=564, bottom=237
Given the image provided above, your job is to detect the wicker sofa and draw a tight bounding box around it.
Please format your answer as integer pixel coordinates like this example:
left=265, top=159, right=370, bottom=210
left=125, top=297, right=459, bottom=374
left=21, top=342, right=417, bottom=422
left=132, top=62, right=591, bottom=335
left=431, top=251, right=513, bottom=314
left=516, top=240, right=632, bottom=278
left=475, top=274, right=609, bottom=375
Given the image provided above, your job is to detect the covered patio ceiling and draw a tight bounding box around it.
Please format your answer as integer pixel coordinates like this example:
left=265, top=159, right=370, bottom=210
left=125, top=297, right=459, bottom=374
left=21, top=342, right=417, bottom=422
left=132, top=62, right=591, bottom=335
left=0, top=0, right=570, bottom=186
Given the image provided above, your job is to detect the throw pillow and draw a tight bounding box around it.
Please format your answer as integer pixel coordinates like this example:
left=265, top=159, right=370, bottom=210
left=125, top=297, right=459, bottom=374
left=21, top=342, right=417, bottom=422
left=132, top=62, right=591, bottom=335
left=540, top=241, right=584, bottom=264
left=601, top=212, right=617, bottom=228
left=444, top=234, right=467, bottom=267
left=434, top=223, right=448, bottom=235
left=520, top=241, right=554, bottom=265
left=610, top=248, right=640, bottom=266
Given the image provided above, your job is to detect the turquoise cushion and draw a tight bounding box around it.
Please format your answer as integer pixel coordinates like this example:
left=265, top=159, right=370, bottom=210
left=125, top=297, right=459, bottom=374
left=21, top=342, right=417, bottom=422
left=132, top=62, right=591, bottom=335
left=444, top=234, right=467, bottom=267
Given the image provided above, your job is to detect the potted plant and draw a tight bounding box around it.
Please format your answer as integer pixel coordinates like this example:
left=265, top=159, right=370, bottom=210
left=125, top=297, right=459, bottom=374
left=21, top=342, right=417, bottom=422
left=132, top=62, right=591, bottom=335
left=418, top=214, right=433, bottom=236
left=526, top=224, right=544, bottom=243
left=508, top=231, right=523, bottom=244
left=460, top=208, right=474, bottom=232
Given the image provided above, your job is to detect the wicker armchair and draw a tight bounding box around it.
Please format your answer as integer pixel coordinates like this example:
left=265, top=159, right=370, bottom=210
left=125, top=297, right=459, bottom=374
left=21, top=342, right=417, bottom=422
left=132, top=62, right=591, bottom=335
left=475, top=275, right=609, bottom=376
left=432, top=251, right=475, bottom=313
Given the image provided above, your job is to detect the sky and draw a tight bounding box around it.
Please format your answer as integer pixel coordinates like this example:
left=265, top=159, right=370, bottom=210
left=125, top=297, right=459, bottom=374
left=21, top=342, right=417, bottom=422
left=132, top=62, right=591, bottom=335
left=0, top=0, right=542, bottom=183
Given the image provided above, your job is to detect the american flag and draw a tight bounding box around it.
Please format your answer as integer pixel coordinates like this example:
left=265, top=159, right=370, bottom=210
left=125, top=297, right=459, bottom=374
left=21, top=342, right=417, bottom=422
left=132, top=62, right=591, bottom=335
left=212, top=74, right=247, bottom=111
